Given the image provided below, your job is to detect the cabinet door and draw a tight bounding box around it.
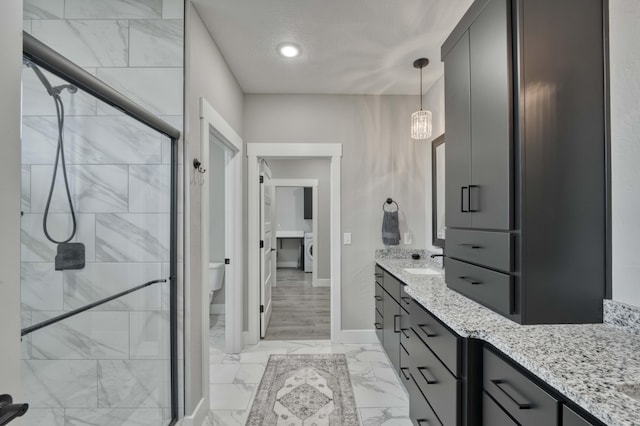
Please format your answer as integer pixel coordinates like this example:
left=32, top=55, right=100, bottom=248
left=469, top=0, right=512, bottom=230
left=444, top=30, right=472, bottom=229
left=383, top=291, right=400, bottom=371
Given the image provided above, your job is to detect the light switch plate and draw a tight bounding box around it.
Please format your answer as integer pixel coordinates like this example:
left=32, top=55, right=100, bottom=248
left=404, top=232, right=413, bottom=245
left=343, top=233, right=352, bottom=245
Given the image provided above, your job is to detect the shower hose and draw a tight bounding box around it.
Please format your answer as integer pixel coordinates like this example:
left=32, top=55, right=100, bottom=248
left=27, top=61, right=77, bottom=244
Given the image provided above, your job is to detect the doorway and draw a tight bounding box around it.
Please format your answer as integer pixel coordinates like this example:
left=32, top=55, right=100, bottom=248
left=265, top=178, right=325, bottom=339
left=247, top=143, right=343, bottom=345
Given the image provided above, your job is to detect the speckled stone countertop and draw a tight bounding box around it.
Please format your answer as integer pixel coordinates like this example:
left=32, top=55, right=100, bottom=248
left=376, top=258, right=640, bottom=426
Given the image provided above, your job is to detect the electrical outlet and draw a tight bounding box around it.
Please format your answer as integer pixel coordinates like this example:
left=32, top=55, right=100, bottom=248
left=343, top=233, right=352, bottom=245
left=404, top=232, right=413, bottom=245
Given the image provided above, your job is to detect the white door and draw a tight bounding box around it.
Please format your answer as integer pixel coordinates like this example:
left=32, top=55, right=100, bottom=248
left=259, top=163, right=274, bottom=338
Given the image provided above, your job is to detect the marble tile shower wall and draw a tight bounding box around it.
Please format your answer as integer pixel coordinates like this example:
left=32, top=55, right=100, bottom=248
left=21, top=1, right=184, bottom=425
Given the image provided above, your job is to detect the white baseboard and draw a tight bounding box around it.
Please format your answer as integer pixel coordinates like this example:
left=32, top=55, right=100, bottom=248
left=333, top=330, right=378, bottom=344
left=277, top=261, right=298, bottom=268
left=314, top=278, right=331, bottom=287
left=209, top=303, right=225, bottom=314
left=182, top=397, right=209, bottom=426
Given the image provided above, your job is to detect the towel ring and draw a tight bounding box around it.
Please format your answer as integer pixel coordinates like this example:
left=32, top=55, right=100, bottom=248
left=383, top=198, right=399, bottom=212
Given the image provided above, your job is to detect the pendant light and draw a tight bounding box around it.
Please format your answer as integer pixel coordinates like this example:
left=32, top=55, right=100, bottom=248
left=411, top=58, right=432, bottom=140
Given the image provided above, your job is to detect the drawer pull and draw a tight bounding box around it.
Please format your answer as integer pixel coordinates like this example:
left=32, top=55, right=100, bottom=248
left=418, top=366, right=438, bottom=384
left=400, top=367, right=410, bottom=381
left=418, top=324, right=437, bottom=337
left=469, top=184, right=480, bottom=212
left=374, top=322, right=382, bottom=330
left=400, top=328, right=410, bottom=339
left=393, top=315, right=400, bottom=333
left=459, top=276, right=482, bottom=285
left=400, top=296, right=411, bottom=304
left=459, top=243, right=482, bottom=249
left=491, top=379, right=532, bottom=410
left=374, top=273, right=383, bottom=278
left=374, top=295, right=383, bottom=301
left=417, top=420, right=431, bottom=425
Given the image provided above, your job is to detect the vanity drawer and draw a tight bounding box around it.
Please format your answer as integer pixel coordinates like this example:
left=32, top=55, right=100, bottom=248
left=563, top=405, right=599, bottom=426
left=400, top=283, right=412, bottom=312
left=374, top=310, right=383, bottom=343
left=375, top=282, right=384, bottom=315
left=483, top=391, right=518, bottom=426
left=409, top=328, right=460, bottom=426
left=446, top=258, right=513, bottom=317
left=383, top=271, right=401, bottom=303
left=408, top=373, right=442, bottom=426
left=446, top=229, right=513, bottom=272
left=483, top=347, right=560, bottom=426
left=375, top=265, right=384, bottom=285
left=410, top=299, right=461, bottom=377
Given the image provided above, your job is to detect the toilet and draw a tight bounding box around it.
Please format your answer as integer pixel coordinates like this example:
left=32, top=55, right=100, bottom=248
left=208, top=262, right=225, bottom=303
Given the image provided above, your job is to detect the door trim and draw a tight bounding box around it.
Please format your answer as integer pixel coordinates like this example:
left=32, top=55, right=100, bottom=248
left=195, top=97, right=243, bottom=420
left=247, top=143, right=342, bottom=344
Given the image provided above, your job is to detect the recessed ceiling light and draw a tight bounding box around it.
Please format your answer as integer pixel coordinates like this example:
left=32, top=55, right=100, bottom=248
left=277, top=43, right=301, bottom=58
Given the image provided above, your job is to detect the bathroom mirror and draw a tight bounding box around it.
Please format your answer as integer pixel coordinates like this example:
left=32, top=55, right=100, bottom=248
left=432, top=134, right=445, bottom=248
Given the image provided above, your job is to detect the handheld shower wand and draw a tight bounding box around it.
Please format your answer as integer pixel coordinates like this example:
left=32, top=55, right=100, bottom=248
left=25, top=60, right=84, bottom=270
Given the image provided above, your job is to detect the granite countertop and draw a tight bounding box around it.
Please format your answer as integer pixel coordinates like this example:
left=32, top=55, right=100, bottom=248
left=376, top=257, right=640, bottom=426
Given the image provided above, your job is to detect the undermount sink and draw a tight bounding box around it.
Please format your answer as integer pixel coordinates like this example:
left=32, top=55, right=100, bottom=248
left=617, top=384, right=640, bottom=402
left=404, top=267, right=443, bottom=275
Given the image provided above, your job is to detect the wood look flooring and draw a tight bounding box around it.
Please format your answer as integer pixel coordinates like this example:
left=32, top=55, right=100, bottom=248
left=264, top=268, right=330, bottom=340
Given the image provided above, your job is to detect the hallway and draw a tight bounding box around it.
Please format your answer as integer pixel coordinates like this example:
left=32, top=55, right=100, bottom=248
left=264, top=268, right=330, bottom=340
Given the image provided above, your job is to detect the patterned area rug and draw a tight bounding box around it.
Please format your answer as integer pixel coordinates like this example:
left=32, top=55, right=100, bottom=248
left=246, top=354, right=359, bottom=425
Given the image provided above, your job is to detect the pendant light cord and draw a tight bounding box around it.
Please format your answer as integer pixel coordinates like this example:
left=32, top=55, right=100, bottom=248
left=419, top=66, right=423, bottom=110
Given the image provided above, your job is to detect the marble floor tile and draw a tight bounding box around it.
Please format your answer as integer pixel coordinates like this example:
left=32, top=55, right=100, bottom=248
left=64, top=408, right=163, bottom=426
left=359, top=407, right=412, bottom=426
left=209, top=364, right=241, bottom=384
left=209, top=383, right=255, bottom=410
left=352, top=377, right=410, bottom=408
left=234, top=364, right=267, bottom=384
left=208, top=409, right=248, bottom=426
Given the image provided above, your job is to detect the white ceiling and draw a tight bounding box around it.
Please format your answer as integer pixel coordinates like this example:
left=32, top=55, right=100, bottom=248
left=192, top=0, right=473, bottom=95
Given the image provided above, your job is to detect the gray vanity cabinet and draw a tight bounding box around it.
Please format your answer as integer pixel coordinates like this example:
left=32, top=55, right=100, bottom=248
left=382, top=271, right=402, bottom=372
left=444, top=0, right=512, bottom=231
left=442, top=0, right=607, bottom=324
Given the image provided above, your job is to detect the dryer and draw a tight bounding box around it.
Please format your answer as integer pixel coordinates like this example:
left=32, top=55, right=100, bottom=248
left=304, top=232, right=313, bottom=273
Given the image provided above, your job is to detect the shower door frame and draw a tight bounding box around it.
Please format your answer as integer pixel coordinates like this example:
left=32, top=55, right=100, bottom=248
left=22, top=32, right=181, bottom=425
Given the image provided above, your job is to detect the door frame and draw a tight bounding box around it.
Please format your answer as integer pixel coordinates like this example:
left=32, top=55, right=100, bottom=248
left=192, top=97, right=243, bottom=424
left=271, top=179, right=319, bottom=287
left=247, top=143, right=342, bottom=345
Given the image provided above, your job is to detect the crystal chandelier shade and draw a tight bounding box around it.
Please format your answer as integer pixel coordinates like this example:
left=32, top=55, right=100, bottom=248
left=411, top=58, right=432, bottom=140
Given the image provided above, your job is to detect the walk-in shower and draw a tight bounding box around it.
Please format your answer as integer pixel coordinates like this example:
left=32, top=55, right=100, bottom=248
left=19, top=33, right=180, bottom=426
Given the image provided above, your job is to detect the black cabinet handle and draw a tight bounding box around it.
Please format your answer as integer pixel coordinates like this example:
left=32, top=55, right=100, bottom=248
left=374, top=322, right=382, bottom=330
left=400, top=296, right=411, bottom=305
left=400, top=367, right=410, bottom=380
left=0, top=394, right=29, bottom=426
left=491, top=379, right=532, bottom=409
left=460, top=186, right=469, bottom=212
left=418, top=324, right=437, bottom=337
left=459, top=243, right=482, bottom=249
left=374, top=295, right=383, bottom=301
left=400, top=328, right=410, bottom=339
left=459, top=276, right=482, bottom=285
left=417, top=420, right=431, bottom=425
left=469, top=184, right=479, bottom=212
left=374, top=273, right=383, bottom=278
left=418, top=366, right=438, bottom=384
left=393, top=315, right=400, bottom=333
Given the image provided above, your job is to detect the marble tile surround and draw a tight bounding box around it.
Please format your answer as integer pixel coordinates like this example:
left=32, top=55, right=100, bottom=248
left=20, top=0, right=183, bottom=424
left=208, top=340, right=412, bottom=426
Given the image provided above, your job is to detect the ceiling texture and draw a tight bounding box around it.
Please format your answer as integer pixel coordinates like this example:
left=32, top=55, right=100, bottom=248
left=192, top=0, right=473, bottom=95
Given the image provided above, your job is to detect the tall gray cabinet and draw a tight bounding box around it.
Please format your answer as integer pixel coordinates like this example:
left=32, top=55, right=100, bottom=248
left=443, top=0, right=608, bottom=324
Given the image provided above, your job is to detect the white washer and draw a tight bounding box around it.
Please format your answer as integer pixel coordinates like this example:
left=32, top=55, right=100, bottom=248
left=304, top=232, right=313, bottom=273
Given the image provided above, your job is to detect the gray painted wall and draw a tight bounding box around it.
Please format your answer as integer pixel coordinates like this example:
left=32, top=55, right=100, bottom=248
left=0, top=0, right=23, bottom=402
left=243, top=94, right=428, bottom=330
left=270, top=159, right=331, bottom=279
left=186, top=1, right=244, bottom=413
left=611, top=0, right=640, bottom=308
